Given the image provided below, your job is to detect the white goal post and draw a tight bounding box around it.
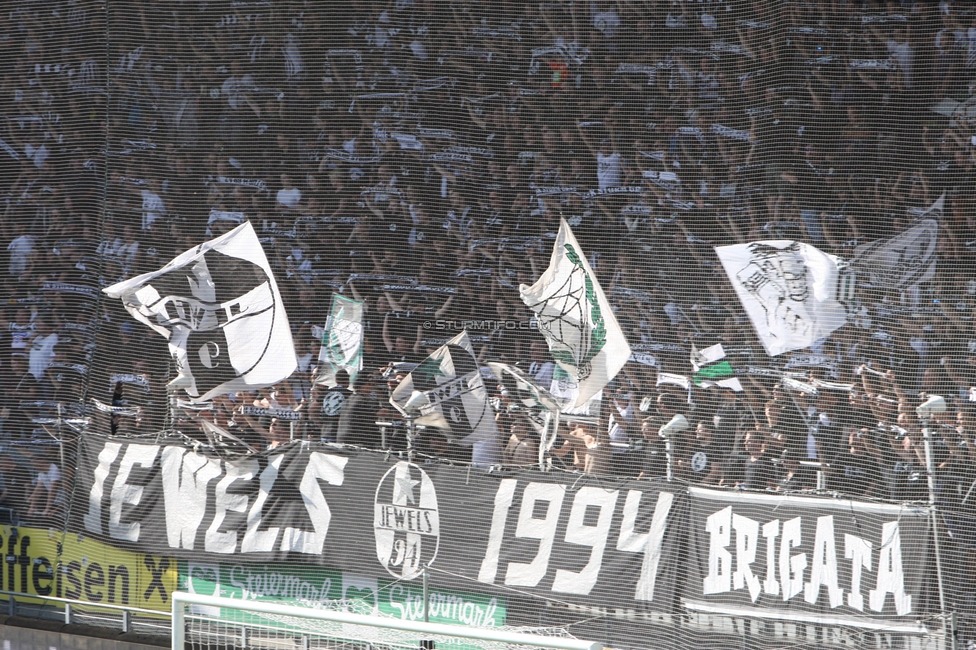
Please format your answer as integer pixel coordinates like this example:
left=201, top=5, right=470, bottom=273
left=171, top=590, right=602, bottom=650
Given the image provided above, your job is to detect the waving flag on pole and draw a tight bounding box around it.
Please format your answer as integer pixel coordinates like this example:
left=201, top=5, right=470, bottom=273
left=390, top=331, right=498, bottom=445
left=520, top=218, right=632, bottom=407
left=853, top=194, right=941, bottom=289
left=691, top=343, right=742, bottom=391
left=715, top=240, right=848, bottom=357
left=103, top=221, right=296, bottom=402
left=488, top=360, right=560, bottom=430
left=315, top=294, right=364, bottom=387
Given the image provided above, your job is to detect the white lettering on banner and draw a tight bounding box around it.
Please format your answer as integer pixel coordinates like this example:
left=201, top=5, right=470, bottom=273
left=109, top=444, right=160, bottom=542
left=869, top=522, right=911, bottom=615
left=281, top=452, right=347, bottom=554
left=703, top=507, right=732, bottom=594
left=616, top=490, right=674, bottom=602
left=552, top=487, right=618, bottom=594
left=805, top=516, right=843, bottom=608
left=762, top=519, right=780, bottom=596
left=845, top=534, right=872, bottom=611
left=374, top=506, right=439, bottom=534
left=386, top=585, right=500, bottom=626
left=227, top=565, right=334, bottom=605
left=779, top=517, right=806, bottom=601
left=373, top=462, right=440, bottom=580
left=92, top=442, right=351, bottom=556
left=206, top=459, right=259, bottom=554
left=700, top=508, right=912, bottom=615
left=161, top=447, right=222, bottom=550
left=477, top=481, right=674, bottom=600
left=476, top=479, right=517, bottom=584
left=732, top=514, right=761, bottom=602
left=505, top=483, right=566, bottom=587
left=241, top=455, right=283, bottom=553
left=84, top=442, right=122, bottom=535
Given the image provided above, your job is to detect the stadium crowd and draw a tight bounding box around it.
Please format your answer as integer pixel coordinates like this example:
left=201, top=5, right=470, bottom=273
left=3, top=0, right=976, bottom=546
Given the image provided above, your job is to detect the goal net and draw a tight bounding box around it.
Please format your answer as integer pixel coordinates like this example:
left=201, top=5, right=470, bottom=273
left=171, top=591, right=601, bottom=650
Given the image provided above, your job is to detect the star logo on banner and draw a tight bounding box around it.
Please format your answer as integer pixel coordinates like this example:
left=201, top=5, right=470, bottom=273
left=416, top=356, right=446, bottom=382
left=393, top=473, right=419, bottom=505
left=374, top=461, right=441, bottom=581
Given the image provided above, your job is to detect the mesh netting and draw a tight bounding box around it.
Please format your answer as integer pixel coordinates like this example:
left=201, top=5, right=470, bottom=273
left=181, top=595, right=583, bottom=650
left=3, top=1, right=976, bottom=649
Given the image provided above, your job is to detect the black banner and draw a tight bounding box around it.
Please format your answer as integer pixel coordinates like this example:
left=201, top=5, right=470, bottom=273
left=683, top=486, right=935, bottom=634
left=70, top=435, right=936, bottom=635
left=71, top=434, right=683, bottom=612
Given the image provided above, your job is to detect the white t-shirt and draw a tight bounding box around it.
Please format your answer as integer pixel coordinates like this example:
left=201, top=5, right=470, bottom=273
left=141, top=189, right=166, bottom=230
left=527, top=360, right=555, bottom=387
left=37, top=463, right=62, bottom=491
left=608, top=402, right=634, bottom=452
left=277, top=187, right=302, bottom=208
left=471, top=435, right=503, bottom=469
left=887, top=39, right=914, bottom=87
left=29, top=332, right=58, bottom=380
left=7, top=235, right=36, bottom=276
left=597, top=151, right=622, bottom=189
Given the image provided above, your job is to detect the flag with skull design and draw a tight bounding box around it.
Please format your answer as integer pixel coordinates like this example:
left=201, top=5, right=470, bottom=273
left=715, top=240, right=848, bottom=356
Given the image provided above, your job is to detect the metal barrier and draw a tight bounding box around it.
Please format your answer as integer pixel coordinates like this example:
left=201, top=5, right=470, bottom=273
left=0, top=588, right=170, bottom=635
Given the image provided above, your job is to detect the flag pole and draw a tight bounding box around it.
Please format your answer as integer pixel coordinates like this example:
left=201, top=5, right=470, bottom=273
left=406, top=414, right=418, bottom=461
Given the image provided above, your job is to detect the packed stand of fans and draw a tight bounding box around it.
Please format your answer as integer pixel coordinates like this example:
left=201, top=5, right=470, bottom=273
left=3, top=0, right=976, bottom=550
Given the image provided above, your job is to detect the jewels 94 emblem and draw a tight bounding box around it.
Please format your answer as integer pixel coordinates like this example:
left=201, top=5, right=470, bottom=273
left=373, top=461, right=439, bottom=580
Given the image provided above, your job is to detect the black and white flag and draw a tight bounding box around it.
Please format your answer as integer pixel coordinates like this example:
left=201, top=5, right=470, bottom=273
left=853, top=195, right=941, bottom=289
left=716, top=240, right=848, bottom=357
left=390, top=331, right=498, bottom=445
left=488, top=362, right=561, bottom=457
left=103, top=221, right=297, bottom=402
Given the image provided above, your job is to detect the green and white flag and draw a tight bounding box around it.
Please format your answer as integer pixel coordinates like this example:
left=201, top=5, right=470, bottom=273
left=315, top=294, right=363, bottom=387
left=390, top=331, right=498, bottom=445
left=549, top=365, right=602, bottom=418
left=691, top=342, right=743, bottom=391
left=520, top=218, right=631, bottom=407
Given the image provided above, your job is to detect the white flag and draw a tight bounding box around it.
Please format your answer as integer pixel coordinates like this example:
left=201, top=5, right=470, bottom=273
left=715, top=240, right=847, bottom=357
left=488, top=362, right=560, bottom=435
left=853, top=195, right=941, bottom=289
left=390, top=331, right=498, bottom=445
left=315, top=294, right=364, bottom=387
left=520, top=218, right=631, bottom=407
left=103, top=221, right=297, bottom=402
left=656, top=373, right=691, bottom=390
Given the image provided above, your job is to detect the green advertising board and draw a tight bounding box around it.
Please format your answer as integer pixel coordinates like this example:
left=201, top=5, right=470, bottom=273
left=179, top=561, right=506, bottom=647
